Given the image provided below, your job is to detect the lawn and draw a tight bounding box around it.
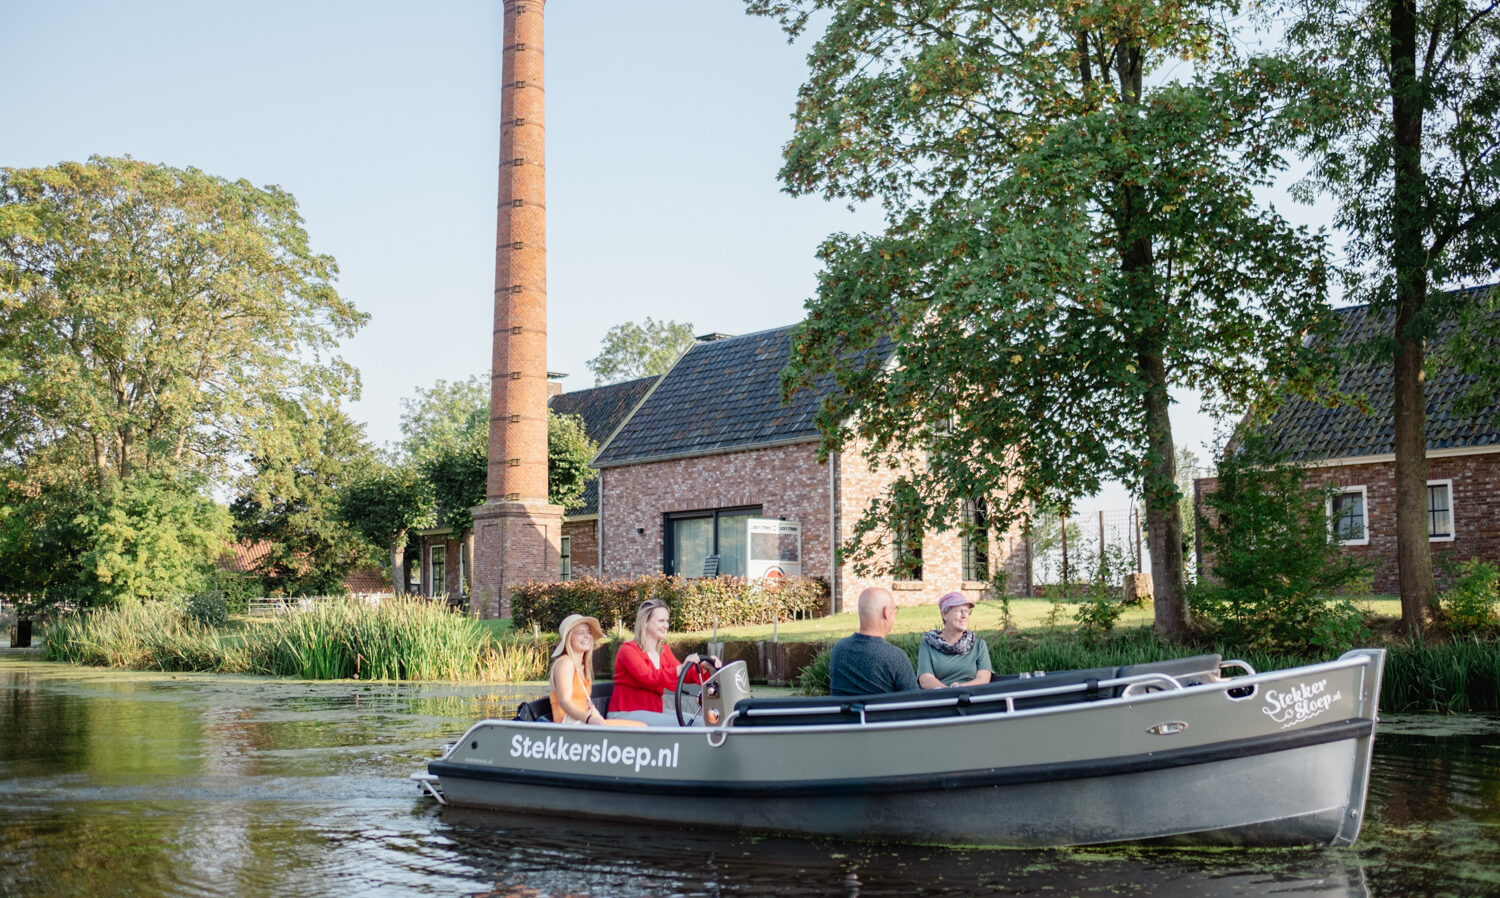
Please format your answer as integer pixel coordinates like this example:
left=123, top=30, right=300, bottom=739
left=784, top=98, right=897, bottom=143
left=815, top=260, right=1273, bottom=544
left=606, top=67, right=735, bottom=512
left=478, top=595, right=1404, bottom=645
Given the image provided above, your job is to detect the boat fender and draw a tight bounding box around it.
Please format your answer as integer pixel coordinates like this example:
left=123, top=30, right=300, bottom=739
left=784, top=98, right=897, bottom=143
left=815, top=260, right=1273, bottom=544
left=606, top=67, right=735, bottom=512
left=1085, top=678, right=1101, bottom=700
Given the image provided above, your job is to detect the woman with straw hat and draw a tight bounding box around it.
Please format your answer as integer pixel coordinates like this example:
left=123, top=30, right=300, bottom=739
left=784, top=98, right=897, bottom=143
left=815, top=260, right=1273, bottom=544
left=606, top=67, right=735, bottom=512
left=549, top=614, right=643, bottom=727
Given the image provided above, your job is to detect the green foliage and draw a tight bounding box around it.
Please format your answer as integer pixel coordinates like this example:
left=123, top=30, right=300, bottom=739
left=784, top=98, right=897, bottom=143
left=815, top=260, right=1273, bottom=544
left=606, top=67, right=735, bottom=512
left=510, top=575, right=829, bottom=637
left=41, top=597, right=539, bottom=681
left=0, top=469, right=231, bottom=609
left=181, top=592, right=228, bottom=629
left=205, top=569, right=260, bottom=615
left=586, top=317, right=694, bottom=385
left=548, top=412, right=597, bottom=511
left=0, top=156, right=364, bottom=488
left=1073, top=589, right=1126, bottom=645
left=1379, top=637, right=1500, bottom=713
left=335, top=460, right=432, bottom=590
left=231, top=399, right=376, bottom=596
left=749, top=0, right=1335, bottom=641
left=1440, top=559, right=1499, bottom=634
left=1194, top=432, right=1371, bottom=653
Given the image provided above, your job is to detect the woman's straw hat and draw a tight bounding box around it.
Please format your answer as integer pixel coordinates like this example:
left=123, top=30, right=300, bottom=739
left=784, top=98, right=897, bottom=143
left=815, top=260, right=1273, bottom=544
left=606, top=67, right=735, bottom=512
left=552, top=613, right=605, bottom=658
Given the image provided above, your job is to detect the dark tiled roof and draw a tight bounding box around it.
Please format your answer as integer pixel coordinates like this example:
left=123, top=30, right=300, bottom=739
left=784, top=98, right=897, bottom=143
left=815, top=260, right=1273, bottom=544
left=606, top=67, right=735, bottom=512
left=548, top=375, right=659, bottom=515
left=1265, top=289, right=1500, bottom=462
left=594, top=325, right=862, bottom=467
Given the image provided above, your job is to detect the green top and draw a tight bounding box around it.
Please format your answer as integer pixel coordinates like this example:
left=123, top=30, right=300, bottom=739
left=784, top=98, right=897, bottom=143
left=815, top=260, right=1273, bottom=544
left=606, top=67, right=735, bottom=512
left=916, top=634, right=993, bottom=686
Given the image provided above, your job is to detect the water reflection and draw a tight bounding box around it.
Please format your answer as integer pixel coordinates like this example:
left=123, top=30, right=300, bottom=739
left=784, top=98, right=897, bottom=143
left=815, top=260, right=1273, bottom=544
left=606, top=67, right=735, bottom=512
left=1, top=653, right=1496, bottom=897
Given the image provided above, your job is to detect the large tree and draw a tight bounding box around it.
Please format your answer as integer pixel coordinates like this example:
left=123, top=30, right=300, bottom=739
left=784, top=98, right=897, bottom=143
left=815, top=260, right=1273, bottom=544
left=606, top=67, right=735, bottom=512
left=586, top=317, right=695, bottom=385
left=0, top=156, right=361, bottom=607
left=749, top=0, right=1333, bottom=638
left=1273, top=0, right=1500, bottom=631
left=0, top=156, right=365, bottom=487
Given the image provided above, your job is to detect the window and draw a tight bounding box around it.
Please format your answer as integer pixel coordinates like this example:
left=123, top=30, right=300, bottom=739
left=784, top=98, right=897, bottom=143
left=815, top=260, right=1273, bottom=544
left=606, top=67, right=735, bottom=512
left=429, top=543, right=446, bottom=597
left=663, top=506, right=762, bottom=578
left=1427, top=480, right=1454, bottom=541
left=893, top=519, right=924, bottom=581
left=560, top=535, right=572, bottom=580
left=961, top=499, right=989, bottom=582
left=1329, top=488, right=1368, bottom=545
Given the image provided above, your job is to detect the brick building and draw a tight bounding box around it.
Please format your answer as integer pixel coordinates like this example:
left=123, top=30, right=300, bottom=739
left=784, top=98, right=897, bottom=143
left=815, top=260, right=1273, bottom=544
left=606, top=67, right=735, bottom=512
left=408, top=326, right=1032, bottom=612
left=407, top=374, right=659, bottom=599
left=1195, top=295, right=1500, bottom=592
left=590, top=326, right=1031, bottom=612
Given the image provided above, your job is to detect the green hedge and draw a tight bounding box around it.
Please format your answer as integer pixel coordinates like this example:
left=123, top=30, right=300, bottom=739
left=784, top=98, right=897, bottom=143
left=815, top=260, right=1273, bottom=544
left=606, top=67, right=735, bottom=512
left=510, top=574, right=828, bottom=635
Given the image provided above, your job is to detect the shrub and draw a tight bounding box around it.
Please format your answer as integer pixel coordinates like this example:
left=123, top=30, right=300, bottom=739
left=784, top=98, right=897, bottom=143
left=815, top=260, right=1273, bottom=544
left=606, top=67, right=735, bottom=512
left=511, top=574, right=828, bottom=636
left=1073, top=588, right=1125, bottom=645
left=182, top=592, right=228, bottom=628
left=1194, top=430, right=1371, bottom=654
left=1441, top=559, right=1499, bottom=634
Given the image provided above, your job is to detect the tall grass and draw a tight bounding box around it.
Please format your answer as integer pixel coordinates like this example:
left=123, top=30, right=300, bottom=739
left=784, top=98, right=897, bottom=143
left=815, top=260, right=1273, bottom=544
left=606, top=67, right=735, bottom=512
left=798, top=628, right=1500, bottom=712
left=41, top=598, right=546, bottom=682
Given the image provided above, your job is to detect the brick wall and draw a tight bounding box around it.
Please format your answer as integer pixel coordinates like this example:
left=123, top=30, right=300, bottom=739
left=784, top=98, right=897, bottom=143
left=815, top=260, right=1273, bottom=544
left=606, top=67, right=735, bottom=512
left=563, top=518, right=599, bottom=580
left=600, top=441, right=1028, bottom=613
left=1305, top=455, right=1500, bottom=592
left=1195, top=450, right=1500, bottom=593
left=837, top=439, right=1029, bottom=607
left=599, top=443, right=836, bottom=604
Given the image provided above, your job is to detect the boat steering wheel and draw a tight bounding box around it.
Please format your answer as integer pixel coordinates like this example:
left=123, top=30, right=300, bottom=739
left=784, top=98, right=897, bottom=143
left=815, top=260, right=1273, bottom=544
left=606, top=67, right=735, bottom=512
left=675, top=656, right=725, bottom=727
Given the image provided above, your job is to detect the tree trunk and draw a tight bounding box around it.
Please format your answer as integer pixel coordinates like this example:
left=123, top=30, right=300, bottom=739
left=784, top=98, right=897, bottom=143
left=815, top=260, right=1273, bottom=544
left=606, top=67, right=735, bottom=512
left=1142, top=350, right=1190, bottom=640
left=390, top=531, right=407, bottom=596
left=1389, top=0, right=1438, bottom=632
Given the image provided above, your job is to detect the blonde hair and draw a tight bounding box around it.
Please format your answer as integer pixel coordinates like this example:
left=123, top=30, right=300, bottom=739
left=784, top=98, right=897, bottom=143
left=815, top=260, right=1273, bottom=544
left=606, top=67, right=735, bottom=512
left=559, top=619, right=595, bottom=682
left=633, top=599, right=669, bottom=652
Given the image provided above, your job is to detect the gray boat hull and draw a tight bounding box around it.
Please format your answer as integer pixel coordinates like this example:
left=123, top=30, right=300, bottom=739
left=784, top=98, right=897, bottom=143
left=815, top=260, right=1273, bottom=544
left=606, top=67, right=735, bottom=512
left=428, top=649, right=1385, bottom=847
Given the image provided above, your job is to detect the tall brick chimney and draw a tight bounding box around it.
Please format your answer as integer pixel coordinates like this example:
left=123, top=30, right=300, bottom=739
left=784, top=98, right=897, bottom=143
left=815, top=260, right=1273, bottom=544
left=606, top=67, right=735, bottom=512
left=470, top=0, right=563, bottom=618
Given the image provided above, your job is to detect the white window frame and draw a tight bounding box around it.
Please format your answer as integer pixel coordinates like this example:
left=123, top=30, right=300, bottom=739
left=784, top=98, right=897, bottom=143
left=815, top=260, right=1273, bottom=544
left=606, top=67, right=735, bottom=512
left=1328, top=486, right=1369, bottom=546
left=560, top=535, right=572, bottom=581
left=1427, top=479, right=1455, bottom=542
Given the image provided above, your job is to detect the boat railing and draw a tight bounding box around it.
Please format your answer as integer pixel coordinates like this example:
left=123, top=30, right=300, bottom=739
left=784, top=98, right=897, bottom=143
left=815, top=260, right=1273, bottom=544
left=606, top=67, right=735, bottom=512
left=731, top=670, right=1197, bottom=727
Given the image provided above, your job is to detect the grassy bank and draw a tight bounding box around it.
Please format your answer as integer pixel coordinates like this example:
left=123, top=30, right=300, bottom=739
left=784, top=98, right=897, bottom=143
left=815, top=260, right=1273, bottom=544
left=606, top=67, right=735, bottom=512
left=42, top=599, right=551, bottom=681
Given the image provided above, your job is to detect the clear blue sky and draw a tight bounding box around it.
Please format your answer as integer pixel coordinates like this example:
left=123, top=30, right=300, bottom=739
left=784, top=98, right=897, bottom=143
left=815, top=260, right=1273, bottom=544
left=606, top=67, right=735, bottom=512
left=2, top=0, right=1246, bottom=512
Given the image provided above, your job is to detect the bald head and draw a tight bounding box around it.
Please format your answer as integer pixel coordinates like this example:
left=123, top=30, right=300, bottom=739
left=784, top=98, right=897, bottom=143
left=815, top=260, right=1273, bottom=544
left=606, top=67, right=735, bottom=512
left=856, top=587, right=896, bottom=637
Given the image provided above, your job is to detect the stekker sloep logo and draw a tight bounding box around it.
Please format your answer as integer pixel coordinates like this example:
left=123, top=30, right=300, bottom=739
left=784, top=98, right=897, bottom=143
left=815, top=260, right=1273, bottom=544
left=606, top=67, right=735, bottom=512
left=1261, top=678, right=1341, bottom=729
left=510, top=734, right=681, bottom=772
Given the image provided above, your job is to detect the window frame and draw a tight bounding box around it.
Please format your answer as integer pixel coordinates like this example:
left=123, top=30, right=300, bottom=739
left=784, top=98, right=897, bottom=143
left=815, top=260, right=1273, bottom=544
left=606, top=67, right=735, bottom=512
left=1426, top=479, right=1455, bottom=542
left=662, top=505, right=763, bottom=578
left=892, top=518, right=925, bottom=583
left=1328, top=486, right=1369, bottom=546
left=560, top=534, right=573, bottom=580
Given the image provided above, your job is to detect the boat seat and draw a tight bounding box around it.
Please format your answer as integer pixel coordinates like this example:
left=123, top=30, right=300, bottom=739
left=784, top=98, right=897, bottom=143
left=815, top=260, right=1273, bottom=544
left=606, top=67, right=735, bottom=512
left=1115, top=654, right=1222, bottom=688
left=732, top=666, right=1124, bottom=728
left=514, top=680, right=615, bottom=723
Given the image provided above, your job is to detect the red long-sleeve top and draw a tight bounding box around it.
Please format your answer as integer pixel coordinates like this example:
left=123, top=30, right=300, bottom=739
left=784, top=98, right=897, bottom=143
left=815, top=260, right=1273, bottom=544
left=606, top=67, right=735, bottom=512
left=610, top=641, right=702, bottom=714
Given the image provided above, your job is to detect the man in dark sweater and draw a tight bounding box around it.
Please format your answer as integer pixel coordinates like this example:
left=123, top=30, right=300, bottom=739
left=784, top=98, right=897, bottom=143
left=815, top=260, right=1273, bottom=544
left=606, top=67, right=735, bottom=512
left=828, top=587, right=919, bottom=695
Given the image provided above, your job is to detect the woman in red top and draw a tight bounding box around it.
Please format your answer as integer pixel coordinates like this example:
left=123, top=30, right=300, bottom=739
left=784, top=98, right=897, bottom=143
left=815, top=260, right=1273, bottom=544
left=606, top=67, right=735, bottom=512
left=608, top=599, right=710, bottom=726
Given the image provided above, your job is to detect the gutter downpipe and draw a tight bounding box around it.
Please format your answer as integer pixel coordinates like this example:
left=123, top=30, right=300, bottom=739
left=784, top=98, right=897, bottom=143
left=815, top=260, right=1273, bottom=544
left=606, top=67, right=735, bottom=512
left=829, top=451, right=839, bottom=614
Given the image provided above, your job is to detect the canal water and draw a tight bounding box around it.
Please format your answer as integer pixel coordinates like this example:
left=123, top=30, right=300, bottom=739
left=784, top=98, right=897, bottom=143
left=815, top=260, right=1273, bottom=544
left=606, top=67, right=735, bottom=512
left=2, top=652, right=1497, bottom=898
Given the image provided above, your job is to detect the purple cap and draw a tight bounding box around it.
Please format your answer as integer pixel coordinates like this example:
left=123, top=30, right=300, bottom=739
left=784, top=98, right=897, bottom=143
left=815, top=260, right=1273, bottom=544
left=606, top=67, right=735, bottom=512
left=938, top=592, right=974, bottom=613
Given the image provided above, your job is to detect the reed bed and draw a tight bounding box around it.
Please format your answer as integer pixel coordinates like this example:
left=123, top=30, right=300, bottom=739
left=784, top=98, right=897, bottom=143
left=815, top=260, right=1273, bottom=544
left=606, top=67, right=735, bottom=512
left=40, top=598, right=547, bottom=682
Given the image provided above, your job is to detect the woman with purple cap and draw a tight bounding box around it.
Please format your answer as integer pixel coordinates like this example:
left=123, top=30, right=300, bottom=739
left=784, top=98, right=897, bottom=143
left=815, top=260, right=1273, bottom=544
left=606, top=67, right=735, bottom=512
left=916, top=592, right=994, bottom=689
